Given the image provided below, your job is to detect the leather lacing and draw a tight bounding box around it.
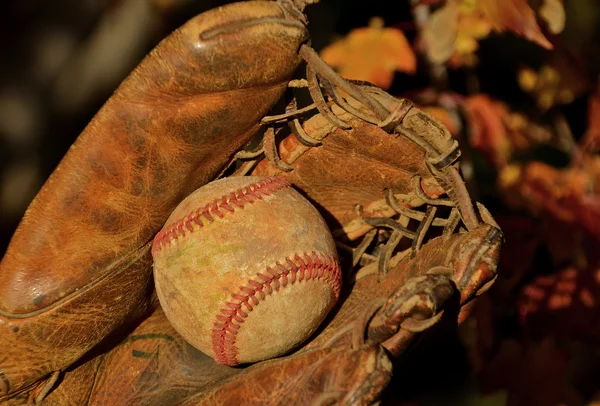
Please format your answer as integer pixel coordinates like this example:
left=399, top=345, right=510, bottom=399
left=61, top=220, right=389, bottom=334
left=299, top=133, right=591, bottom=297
left=226, top=45, right=501, bottom=273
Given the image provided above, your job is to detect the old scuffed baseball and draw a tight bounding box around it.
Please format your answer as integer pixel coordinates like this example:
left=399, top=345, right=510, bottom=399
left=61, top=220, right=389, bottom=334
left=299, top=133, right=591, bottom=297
left=151, top=176, right=341, bottom=365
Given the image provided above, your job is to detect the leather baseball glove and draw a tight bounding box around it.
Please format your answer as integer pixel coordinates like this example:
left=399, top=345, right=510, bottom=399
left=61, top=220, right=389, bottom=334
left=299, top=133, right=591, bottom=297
left=0, top=1, right=502, bottom=405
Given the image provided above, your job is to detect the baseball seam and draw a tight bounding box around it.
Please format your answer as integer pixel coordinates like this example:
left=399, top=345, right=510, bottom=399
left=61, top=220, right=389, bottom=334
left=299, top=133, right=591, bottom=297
left=211, top=251, right=341, bottom=366
left=151, top=176, right=290, bottom=256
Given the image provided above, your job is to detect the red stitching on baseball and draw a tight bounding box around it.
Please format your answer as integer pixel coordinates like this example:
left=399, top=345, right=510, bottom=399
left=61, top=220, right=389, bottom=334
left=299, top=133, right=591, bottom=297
left=211, top=252, right=341, bottom=366
left=151, top=177, right=290, bottom=257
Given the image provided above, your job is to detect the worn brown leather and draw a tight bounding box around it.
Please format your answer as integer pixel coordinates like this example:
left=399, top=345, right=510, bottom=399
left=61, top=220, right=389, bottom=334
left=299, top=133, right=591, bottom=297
left=0, top=1, right=308, bottom=400
left=0, top=3, right=503, bottom=402
left=3, top=95, right=501, bottom=405
left=184, top=344, right=392, bottom=406
left=254, top=115, right=435, bottom=226
left=36, top=306, right=236, bottom=406
left=249, top=92, right=503, bottom=352
left=25, top=225, right=498, bottom=406
left=31, top=305, right=390, bottom=406
left=304, top=224, right=501, bottom=352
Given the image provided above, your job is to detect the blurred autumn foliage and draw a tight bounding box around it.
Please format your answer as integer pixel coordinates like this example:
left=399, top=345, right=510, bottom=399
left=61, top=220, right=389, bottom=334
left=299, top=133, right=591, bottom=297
left=320, top=0, right=600, bottom=405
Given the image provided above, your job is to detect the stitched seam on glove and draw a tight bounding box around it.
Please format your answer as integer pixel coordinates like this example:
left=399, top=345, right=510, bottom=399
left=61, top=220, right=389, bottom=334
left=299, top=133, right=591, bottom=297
left=211, top=251, right=342, bottom=365
left=151, top=176, right=290, bottom=256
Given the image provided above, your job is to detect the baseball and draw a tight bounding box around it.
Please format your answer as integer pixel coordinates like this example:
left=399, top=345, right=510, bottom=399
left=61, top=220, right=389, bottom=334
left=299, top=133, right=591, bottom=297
left=151, top=176, right=341, bottom=365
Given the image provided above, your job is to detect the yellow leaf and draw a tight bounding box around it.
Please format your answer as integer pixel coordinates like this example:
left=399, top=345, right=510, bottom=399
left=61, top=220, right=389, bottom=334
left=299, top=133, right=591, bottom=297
left=499, top=164, right=522, bottom=189
left=423, top=1, right=459, bottom=64
left=456, top=35, right=479, bottom=55
left=519, top=64, right=575, bottom=110
left=539, top=0, right=566, bottom=34
left=518, top=68, right=538, bottom=92
left=538, top=90, right=555, bottom=110
left=455, top=11, right=492, bottom=56
left=433, top=1, right=493, bottom=67
left=539, top=65, right=560, bottom=85
left=320, top=17, right=416, bottom=90
left=457, top=0, right=477, bottom=14
left=557, top=88, right=574, bottom=104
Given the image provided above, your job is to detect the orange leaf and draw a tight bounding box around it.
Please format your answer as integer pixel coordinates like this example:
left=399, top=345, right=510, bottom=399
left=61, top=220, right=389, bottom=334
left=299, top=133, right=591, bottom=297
left=476, top=0, right=553, bottom=49
left=464, top=94, right=512, bottom=168
left=422, top=1, right=459, bottom=64
left=519, top=265, right=600, bottom=342
left=500, top=160, right=600, bottom=243
left=320, top=18, right=416, bottom=90
left=519, top=162, right=588, bottom=223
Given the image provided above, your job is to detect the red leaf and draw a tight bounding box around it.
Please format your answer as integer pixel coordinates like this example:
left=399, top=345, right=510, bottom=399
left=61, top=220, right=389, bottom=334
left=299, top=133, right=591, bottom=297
left=464, top=95, right=512, bottom=168
left=518, top=266, right=600, bottom=342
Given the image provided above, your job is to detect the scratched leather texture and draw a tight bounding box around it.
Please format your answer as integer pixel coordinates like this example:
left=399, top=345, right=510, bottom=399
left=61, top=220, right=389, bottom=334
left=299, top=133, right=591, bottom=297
left=18, top=224, right=498, bottom=406
left=0, top=1, right=308, bottom=400
left=3, top=99, right=501, bottom=404
left=31, top=306, right=390, bottom=406
left=0, top=3, right=504, bottom=403
left=36, top=306, right=236, bottom=406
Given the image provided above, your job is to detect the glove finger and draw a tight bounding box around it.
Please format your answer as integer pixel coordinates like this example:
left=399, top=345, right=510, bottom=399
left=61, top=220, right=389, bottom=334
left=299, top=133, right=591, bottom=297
left=303, top=223, right=501, bottom=355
